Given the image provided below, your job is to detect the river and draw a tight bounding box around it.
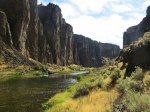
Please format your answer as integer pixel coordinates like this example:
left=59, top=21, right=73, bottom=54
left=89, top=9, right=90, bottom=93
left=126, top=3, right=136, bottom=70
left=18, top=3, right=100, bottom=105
left=0, top=71, right=89, bottom=112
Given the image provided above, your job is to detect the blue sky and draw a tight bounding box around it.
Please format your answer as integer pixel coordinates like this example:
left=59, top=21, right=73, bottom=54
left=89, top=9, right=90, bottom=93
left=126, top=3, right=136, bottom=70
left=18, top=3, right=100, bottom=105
left=38, top=0, right=150, bottom=48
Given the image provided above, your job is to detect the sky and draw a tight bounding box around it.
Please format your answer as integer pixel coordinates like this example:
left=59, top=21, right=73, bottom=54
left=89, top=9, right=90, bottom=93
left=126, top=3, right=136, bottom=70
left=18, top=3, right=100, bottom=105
left=38, top=0, right=150, bottom=48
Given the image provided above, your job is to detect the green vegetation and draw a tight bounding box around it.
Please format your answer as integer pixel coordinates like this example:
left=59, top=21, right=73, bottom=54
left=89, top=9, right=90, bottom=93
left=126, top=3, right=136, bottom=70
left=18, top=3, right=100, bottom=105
left=0, top=57, right=49, bottom=81
left=44, top=62, right=150, bottom=112
left=43, top=64, right=122, bottom=112
left=73, top=77, right=105, bottom=98
left=115, top=67, right=150, bottom=112
left=47, top=64, right=85, bottom=75
left=131, top=67, right=143, bottom=81
left=123, top=31, right=150, bottom=54
left=1, top=55, right=150, bottom=112
left=124, top=91, right=150, bottom=112
left=0, top=70, right=45, bottom=81
left=0, top=57, right=85, bottom=81
left=116, top=67, right=144, bottom=93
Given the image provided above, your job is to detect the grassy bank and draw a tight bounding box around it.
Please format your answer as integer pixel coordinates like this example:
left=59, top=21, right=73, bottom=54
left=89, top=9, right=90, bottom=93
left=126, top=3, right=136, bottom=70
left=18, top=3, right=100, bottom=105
left=47, top=64, right=86, bottom=75
left=1, top=56, right=150, bottom=112
left=43, top=62, right=150, bottom=112
left=0, top=57, right=47, bottom=81
left=0, top=64, right=45, bottom=81
left=0, top=57, right=86, bottom=81
left=43, top=63, right=122, bottom=112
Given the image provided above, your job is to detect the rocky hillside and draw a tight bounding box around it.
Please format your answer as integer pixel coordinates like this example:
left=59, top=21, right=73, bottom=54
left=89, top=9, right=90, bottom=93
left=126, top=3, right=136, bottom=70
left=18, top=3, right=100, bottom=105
left=123, top=6, right=150, bottom=48
left=38, top=3, right=74, bottom=65
left=119, top=31, right=150, bottom=75
left=73, top=34, right=120, bottom=67
left=0, top=0, right=120, bottom=67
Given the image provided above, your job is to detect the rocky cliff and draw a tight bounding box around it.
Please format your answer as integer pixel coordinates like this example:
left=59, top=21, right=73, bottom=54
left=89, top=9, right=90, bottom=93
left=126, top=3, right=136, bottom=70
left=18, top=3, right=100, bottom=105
left=0, top=0, right=31, bottom=55
left=0, top=0, right=73, bottom=66
left=119, top=31, right=150, bottom=76
left=118, top=6, right=150, bottom=75
left=38, top=4, right=73, bottom=65
left=0, top=0, right=120, bottom=67
left=0, top=10, right=12, bottom=47
left=73, top=34, right=102, bottom=67
left=73, top=34, right=120, bottom=67
left=123, top=6, right=150, bottom=48
left=99, top=43, right=120, bottom=59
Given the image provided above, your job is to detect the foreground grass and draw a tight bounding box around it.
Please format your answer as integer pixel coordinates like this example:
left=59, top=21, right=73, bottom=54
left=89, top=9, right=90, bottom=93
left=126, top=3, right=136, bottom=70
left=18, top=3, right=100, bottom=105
left=115, top=67, right=150, bottom=112
left=46, top=89, right=118, bottom=112
left=1, top=56, right=150, bottom=112
left=44, top=63, right=150, bottom=112
left=43, top=64, right=122, bottom=112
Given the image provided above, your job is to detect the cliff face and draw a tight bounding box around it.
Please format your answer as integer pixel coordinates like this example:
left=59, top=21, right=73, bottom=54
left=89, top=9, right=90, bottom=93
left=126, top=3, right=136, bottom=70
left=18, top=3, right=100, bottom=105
left=73, top=34, right=102, bottom=67
left=0, top=1, right=120, bottom=67
left=38, top=4, right=73, bottom=65
left=0, top=1, right=74, bottom=66
left=123, top=6, right=150, bottom=48
left=119, top=32, right=150, bottom=76
left=0, top=0, right=30, bottom=55
left=27, top=0, right=39, bottom=60
left=118, top=6, right=150, bottom=75
left=73, top=34, right=120, bottom=67
left=100, top=43, right=120, bottom=59
left=0, top=10, right=12, bottom=46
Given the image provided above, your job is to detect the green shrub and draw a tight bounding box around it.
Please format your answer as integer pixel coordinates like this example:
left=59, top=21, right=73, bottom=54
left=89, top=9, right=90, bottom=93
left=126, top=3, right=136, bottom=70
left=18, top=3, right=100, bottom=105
left=116, top=78, right=132, bottom=93
left=94, top=78, right=105, bottom=88
left=124, top=91, right=150, bottom=112
left=130, top=81, right=144, bottom=92
left=110, top=68, right=121, bottom=84
left=145, top=80, right=150, bottom=86
left=116, top=77, right=144, bottom=93
left=73, top=82, right=91, bottom=98
left=73, top=77, right=105, bottom=98
left=33, top=71, right=43, bottom=76
left=131, top=67, right=143, bottom=81
left=144, top=79, right=150, bottom=89
left=9, top=72, right=23, bottom=80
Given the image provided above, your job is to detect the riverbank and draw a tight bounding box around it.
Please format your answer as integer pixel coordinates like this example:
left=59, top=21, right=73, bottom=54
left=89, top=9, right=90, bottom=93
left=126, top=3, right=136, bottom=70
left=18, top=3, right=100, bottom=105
left=43, top=62, right=150, bottom=112
left=43, top=64, right=121, bottom=112
left=0, top=56, right=86, bottom=81
left=0, top=58, right=90, bottom=112
left=1, top=58, right=150, bottom=112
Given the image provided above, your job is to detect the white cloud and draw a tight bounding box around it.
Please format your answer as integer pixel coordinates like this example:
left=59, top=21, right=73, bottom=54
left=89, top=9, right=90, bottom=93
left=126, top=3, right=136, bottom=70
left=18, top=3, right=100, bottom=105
left=143, top=0, right=150, bottom=7
left=68, top=0, right=108, bottom=14
left=56, top=3, right=80, bottom=19
left=39, top=0, right=147, bottom=48
left=67, top=14, right=141, bottom=47
left=38, top=0, right=47, bottom=5
left=111, top=3, right=134, bottom=13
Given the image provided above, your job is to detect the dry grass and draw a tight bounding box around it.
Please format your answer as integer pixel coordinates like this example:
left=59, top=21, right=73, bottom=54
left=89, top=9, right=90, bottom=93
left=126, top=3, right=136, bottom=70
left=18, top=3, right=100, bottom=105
left=48, top=89, right=118, bottom=112
left=0, top=60, right=41, bottom=81
left=0, top=61, right=16, bottom=78
left=143, top=71, right=150, bottom=93
left=104, top=77, right=112, bottom=85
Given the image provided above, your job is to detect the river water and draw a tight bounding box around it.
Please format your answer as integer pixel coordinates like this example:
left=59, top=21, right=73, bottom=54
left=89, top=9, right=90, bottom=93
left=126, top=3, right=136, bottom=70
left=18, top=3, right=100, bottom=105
left=0, top=71, right=89, bottom=112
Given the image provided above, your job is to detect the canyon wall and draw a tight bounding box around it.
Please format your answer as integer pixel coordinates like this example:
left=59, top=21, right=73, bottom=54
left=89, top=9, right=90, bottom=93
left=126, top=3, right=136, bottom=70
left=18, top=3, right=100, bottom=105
left=38, top=4, right=73, bottom=65
left=123, top=6, right=150, bottom=48
left=73, top=34, right=120, bottom=67
left=0, top=0, right=120, bottom=67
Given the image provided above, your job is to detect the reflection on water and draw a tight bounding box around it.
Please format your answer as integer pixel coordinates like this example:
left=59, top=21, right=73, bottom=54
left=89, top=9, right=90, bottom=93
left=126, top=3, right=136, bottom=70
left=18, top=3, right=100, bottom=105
left=0, top=71, right=87, bottom=112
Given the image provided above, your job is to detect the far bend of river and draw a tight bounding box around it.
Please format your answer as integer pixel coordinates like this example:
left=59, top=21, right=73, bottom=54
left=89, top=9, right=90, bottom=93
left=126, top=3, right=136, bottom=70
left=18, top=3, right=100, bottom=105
left=0, top=71, right=89, bottom=112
